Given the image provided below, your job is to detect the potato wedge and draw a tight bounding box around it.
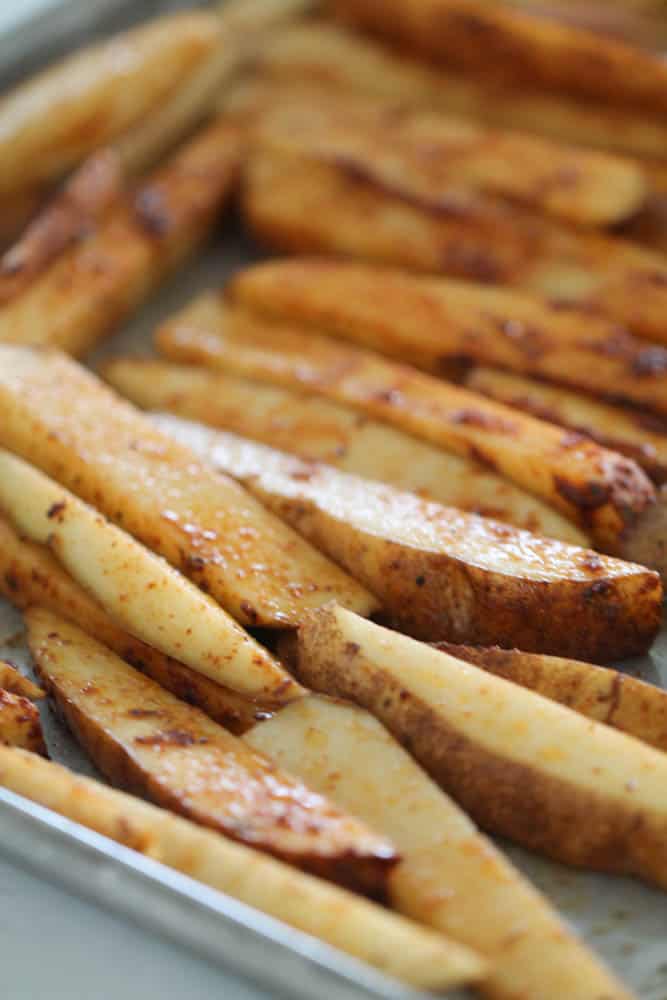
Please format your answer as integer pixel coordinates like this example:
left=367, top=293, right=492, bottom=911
left=467, top=368, right=667, bottom=482
left=0, top=661, right=43, bottom=701
left=0, top=690, right=46, bottom=755
left=0, top=515, right=275, bottom=734
left=105, top=357, right=586, bottom=544
left=0, top=449, right=299, bottom=702
left=156, top=415, right=661, bottom=660
left=0, top=748, right=479, bottom=990
left=247, top=695, right=632, bottom=1000
left=242, top=142, right=667, bottom=345
left=0, top=12, right=220, bottom=199
left=332, top=0, right=667, bottom=111
left=297, top=605, right=667, bottom=889
left=436, top=643, right=667, bottom=755
left=27, top=608, right=398, bottom=897
left=155, top=302, right=659, bottom=560
left=0, top=347, right=376, bottom=628
left=0, top=119, right=243, bottom=355
left=231, top=259, right=667, bottom=418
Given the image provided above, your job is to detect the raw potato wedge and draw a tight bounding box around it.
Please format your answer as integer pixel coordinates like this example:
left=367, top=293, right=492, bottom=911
left=436, top=643, right=667, bottom=755
left=232, top=259, right=667, bottom=419
left=332, top=0, right=667, bottom=111
left=242, top=142, right=667, bottom=345
left=0, top=749, right=480, bottom=990
left=0, top=12, right=220, bottom=199
left=156, top=415, right=661, bottom=660
left=247, top=695, right=632, bottom=1000
left=0, top=660, right=43, bottom=701
left=0, top=449, right=299, bottom=702
left=248, top=85, right=647, bottom=226
left=105, top=357, right=587, bottom=544
left=297, top=605, right=667, bottom=889
left=467, top=368, right=667, bottom=482
left=0, top=690, right=46, bottom=755
left=0, top=515, right=276, bottom=735
left=250, top=22, right=667, bottom=162
left=155, top=302, right=660, bottom=559
left=27, top=608, right=398, bottom=897
left=0, top=347, right=376, bottom=629
left=0, top=119, right=243, bottom=356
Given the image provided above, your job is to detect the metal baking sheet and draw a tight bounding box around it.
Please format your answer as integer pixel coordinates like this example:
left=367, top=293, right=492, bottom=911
left=0, top=2, right=666, bottom=997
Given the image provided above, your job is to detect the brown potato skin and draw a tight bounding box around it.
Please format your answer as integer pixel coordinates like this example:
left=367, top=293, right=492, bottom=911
left=0, top=689, right=47, bottom=755
left=0, top=660, right=43, bottom=701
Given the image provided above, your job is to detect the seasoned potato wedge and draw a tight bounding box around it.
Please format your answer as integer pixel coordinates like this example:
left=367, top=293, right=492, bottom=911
left=0, top=119, right=243, bottom=355
left=297, top=605, right=667, bottom=889
left=332, top=0, right=667, bottom=111
left=0, top=347, right=376, bottom=628
left=0, top=690, right=46, bottom=755
left=0, top=660, right=43, bottom=701
left=242, top=142, right=667, bottom=345
left=0, top=12, right=220, bottom=199
left=156, top=415, right=661, bottom=660
left=156, top=302, right=660, bottom=559
left=232, top=259, right=667, bottom=418
left=467, top=368, right=667, bottom=482
left=0, top=515, right=275, bottom=734
left=437, top=643, right=667, bottom=755
left=247, top=696, right=632, bottom=1000
left=0, top=748, right=479, bottom=990
left=27, top=608, right=397, bottom=896
left=0, top=449, right=299, bottom=701
left=105, top=357, right=586, bottom=544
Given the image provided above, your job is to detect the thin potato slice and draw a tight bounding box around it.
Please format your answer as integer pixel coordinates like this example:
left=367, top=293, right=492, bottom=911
left=0, top=449, right=299, bottom=702
left=0, top=119, right=243, bottom=355
left=242, top=143, right=667, bottom=345
left=0, top=515, right=275, bottom=734
left=0, top=690, right=46, bottom=755
left=0, top=347, right=376, bottom=629
left=436, top=643, right=667, bottom=755
left=156, top=415, right=661, bottom=660
left=297, top=606, right=667, bottom=889
left=0, top=748, right=480, bottom=990
left=247, top=695, right=632, bottom=1000
left=105, top=357, right=587, bottom=544
left=231, top=259, right=667, bottom=419
left=0, top=660, right=43, bottom=701
left=27, top=608, right=398, bottom=897
left=155, top=301, right=659, bottom=559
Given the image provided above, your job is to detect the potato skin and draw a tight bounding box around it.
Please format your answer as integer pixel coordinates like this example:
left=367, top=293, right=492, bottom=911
left=0, top=660, right=43, bottom=701
left=0, top=689, right=46, bottom=755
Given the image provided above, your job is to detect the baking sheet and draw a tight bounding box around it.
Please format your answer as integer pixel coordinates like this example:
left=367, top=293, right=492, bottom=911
left=0, top=2, right=666, bottom=997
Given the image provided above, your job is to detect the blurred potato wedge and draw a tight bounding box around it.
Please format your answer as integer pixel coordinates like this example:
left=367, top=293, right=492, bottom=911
left=156, top=414, right=661, bottom=661
left=27, top=608, right=397, bottom=897
left=231, top=259, right=667, bottom=419
left=297, top=605, right=667, bottom=889
left=0, top=660, right=43, bottom=701
left=247, top=695, right=631, bottom=1000
left=0, top=347, right=376, bottom=629
left=0, top=747, right=478, bottom=990
left=0, top=689, right=46, bottom=755
left=0, top=449, right=299, bottom=702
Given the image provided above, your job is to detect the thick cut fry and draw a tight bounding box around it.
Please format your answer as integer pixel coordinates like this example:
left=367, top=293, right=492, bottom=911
left=247, top=696, right=632, bottom=1000
left=156, top=415, right=661, bottom=660
left=0, top=347, right=376, bottom=629
left=0, top=690, right=46, bottom=755
left=467, top=368, right=667, bottom=482
left=232, top=259, right=667, bottom=419
left=0, top=660, right=43, bottom=701
left=105, top=357, right=586, bottom=544
left=27, top=609, right=397, bottom=897
left=156, top=301, right=659, bottom=559
left=0, top=516, right=275, bottom=735
left=436, top=643, right=667, bottom=755
left=242, top=143, right=667, bottom=345
left=248, top=86, right=646, bottom=226
left=0, top=748, right=479, bottom=990
left=0, top=119, right=243, bottom=355
left=0, top=13, right=220, bottom=199
left=0, top=449, right=298, bottom=702
left=333, top=0, right=667, bottom=111
left=297, top=605, right=667, bottom=889
left=250, top=22, right=667, bottom=161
